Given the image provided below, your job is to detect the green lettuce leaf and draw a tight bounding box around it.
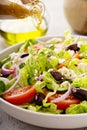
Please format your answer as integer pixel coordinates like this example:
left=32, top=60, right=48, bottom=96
left=34, top=81, right=46, bottom=93
left=40, top=102, right=63, bottom=114
left=43, top=72, right=59, bottom=91
left=20, top=53, right=36, bottom=86
left=67, top=58, right=80, bottom=74
left=29, top=102, right=63, bottom=114
left=0, top=80, right=6, bottom=95
left=79, top=41, right=87, bottom=54
left=64, top=30, right=75, bottom=45
left=19, top=66, right=29, bottom=86
left=66, top=101, right=87, bottom=114
left=72, top=75, right=87, bottom=89
left=58, top=50, right=72, bottom=60
left=0, top=56, right=11, bottom=68
left=19, top=39, right=38, bottom=53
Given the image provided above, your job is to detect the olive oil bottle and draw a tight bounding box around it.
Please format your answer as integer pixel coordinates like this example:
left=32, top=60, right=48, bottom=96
left=0, top=17, right=48, bottom=45
left=0, top=0, right=48, bottom=45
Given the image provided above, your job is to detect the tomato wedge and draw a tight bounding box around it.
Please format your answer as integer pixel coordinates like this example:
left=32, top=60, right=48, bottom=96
left=47, top=93, right=81, bottom=110
left=3, top=86, right=36, bottom=105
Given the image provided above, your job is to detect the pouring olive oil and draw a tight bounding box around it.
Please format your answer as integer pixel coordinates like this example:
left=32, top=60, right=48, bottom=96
left=0, top=0, right=48, bottom=45
left=0, top=2, right=32, bottom=19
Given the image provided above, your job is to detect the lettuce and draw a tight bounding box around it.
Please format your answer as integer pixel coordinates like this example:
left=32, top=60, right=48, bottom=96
left=19, top=45, right=59, bottom=85
left=0, top=80, right=6, bottom=95
left=20, top=53, right=36, bottom=85
left=58, top=50, right=72, bottom=60
left=19, top=39, right=38, bottom=53
left=49, top=56, right=59, bottom=68
left=79, top=41, right=87, bottom=54
left=36, top=50, right=51, bottom=75
left=40, top=102, right=63, bottom=114
left=28, top=103, right=63, bottom=114
left=36, top=48, right=59, bottom=73
left=19, top=66, right=29, bottom=86
left=78, top=62, right=87, bottom=74
left=21, top=101, right=63, bottom=114
left=29, top=102, right=63, bottom=114
left=67, top=58, right=81, bottom=75
left=64, top=30, right=75, bottom=45
left=82, top=58, right=87, bottom=63
left=0, top=56, right=11, bottom=68
left=66, top=101, right=87, bottom=114
left=34, top=81, right=46, bottom=93
left=43, top=72, right=59, bottom=91
left=72, top=75, right=87, bottom=89
left=26, top=54, right=37, bottom=85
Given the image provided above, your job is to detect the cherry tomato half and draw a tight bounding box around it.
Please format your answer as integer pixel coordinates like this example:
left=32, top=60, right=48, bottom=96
left=3, top=86, right=36, bottom=105
left=47, top=93, right=81, bottom=110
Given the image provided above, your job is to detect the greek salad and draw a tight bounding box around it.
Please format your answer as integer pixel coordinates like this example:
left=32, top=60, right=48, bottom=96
left=1, top=30, right=87, bottom=114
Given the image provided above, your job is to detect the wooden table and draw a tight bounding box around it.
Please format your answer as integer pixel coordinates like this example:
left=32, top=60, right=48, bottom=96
left=0, top=0, right=86, bottom=130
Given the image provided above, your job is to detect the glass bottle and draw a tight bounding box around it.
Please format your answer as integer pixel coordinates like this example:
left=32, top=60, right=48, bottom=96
left=0, top=0, right=48, bottom=45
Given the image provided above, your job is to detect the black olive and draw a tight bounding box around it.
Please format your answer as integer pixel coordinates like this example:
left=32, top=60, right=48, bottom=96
left=72, top=87, right=87, bottom=100
left=50, top=71, right=63, bottom=81
left=1, top=73, right=9, bottom=78
left=66, top=43, right=80, bottom=52
left=20, top=53, right=29, bottom=58
left=34, top=93, right=45, bottom=105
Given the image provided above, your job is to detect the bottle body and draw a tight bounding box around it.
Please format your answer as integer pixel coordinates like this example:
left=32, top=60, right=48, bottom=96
left=0, top=0, right=48, bottom=45
left=0, top=17, right=48, bottom=45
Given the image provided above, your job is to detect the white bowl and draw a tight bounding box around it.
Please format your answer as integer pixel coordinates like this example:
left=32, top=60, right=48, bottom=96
left=0, top=36, right=87, bottom=129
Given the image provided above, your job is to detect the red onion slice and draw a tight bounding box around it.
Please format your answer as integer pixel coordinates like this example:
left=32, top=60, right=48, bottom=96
left=35, top=74, right=44, bottom=81
left=1, top=63, right=15, bottom=75
left=3, top=75, right=20, bottom=94
left=3, top=65, right=20, bottom=94
left=0, top=77, right=9, bottom=85
left=51, top=83, right=72, bottom=103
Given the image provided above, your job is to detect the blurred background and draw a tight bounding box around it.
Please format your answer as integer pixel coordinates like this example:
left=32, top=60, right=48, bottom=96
left=44, top=0, right=70, bottom=35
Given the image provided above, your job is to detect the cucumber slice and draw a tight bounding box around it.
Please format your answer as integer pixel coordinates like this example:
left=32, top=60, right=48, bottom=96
left=57, top=85, right=68, bottom=92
